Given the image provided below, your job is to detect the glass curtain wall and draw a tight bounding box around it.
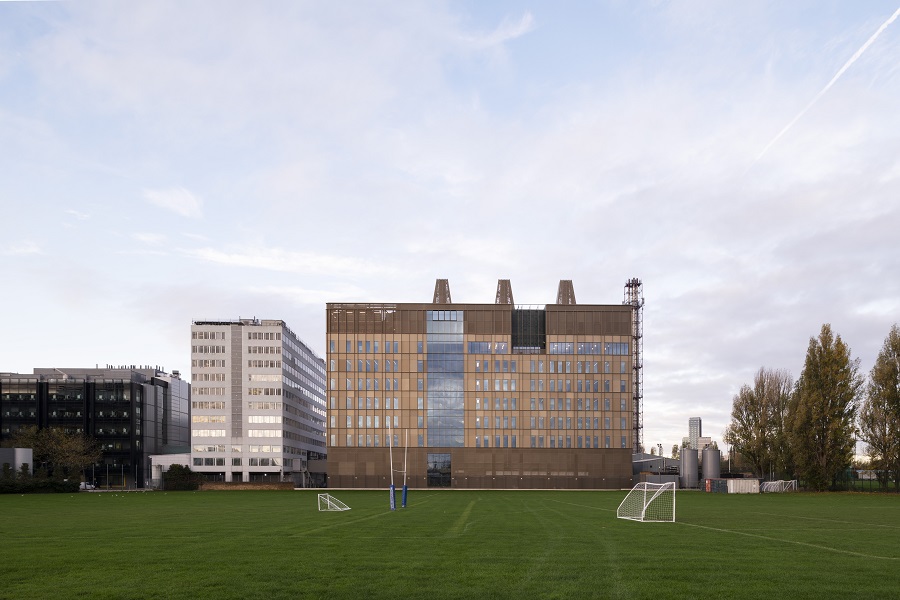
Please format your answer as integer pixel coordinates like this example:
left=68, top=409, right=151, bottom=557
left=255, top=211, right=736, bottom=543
left=47, top=381, right=85, bottom=436
left=426, top=310, right=464, bottom=447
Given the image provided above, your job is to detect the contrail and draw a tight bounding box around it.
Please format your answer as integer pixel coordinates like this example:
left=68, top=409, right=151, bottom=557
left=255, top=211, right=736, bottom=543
left=751, top=6, right=900, bottom=167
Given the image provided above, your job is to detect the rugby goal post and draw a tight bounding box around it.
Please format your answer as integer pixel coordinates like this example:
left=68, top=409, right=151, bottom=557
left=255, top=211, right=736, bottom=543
left=318, top=493, right=351, bottom=512
left=617, top=482, right=676, bottom=522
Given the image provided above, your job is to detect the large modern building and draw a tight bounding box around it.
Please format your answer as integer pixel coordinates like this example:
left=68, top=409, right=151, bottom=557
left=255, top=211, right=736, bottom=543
left=0, top=366, right=189, bottom=487
left=190, top=318, right=327, bottom=486
left=688, top=417, right=702, bottom=450
left=325, top=279, right=644, bottom=489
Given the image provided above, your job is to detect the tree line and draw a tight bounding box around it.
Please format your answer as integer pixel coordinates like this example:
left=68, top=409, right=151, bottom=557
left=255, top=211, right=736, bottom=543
left=724, top=323, right=900, bottom=491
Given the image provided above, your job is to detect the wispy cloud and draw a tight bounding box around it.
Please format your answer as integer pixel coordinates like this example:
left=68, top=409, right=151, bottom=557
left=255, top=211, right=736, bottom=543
left=144, top=187, right=203, bottom=218
left=751, top=6, right=900, bottom=168
left=181, top=245, right=403, bottom=278
left=132, top=232, right=167, bottom=245
left=65, top=209, right=90, bottom=220
left=251, top=284, right=368, bottom=305
left=465, top=12, right=536, bottom=49
left=3, top=241, right=42, bottom=256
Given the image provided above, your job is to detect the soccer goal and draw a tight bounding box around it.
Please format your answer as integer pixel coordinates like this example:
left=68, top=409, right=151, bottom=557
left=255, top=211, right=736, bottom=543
left=617, top=482, right=676, bottom=522
left=761, top=480, right=798, bottom=493
left=318, top=493, right=351, bottom=512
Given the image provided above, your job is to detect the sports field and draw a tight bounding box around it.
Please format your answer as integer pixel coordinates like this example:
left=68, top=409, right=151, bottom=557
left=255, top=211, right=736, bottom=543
left=1, top=489, right=898, bottom=599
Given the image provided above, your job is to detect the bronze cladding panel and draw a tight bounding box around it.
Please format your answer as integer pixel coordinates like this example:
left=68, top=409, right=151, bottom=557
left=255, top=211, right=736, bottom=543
left=326, top=447, right=634, bottom=489
left=545, top=305, right=631, bottom=337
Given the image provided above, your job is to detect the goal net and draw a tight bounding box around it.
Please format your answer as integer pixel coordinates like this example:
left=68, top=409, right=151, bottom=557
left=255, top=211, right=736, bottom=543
left=617, top=482, right=675, bottom=522
left=318, top=493, right=351, bottom=512
left=761, top=480, right=798, bottom=493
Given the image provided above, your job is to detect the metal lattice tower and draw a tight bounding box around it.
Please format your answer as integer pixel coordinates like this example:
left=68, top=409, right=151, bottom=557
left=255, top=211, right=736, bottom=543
left=556, top=280, right=577, bottom=305
left=433, top=279, right=452, bottom=304
left=495, top=279, right=514, bottom=305
left=624, top=278, right=644, bottom=453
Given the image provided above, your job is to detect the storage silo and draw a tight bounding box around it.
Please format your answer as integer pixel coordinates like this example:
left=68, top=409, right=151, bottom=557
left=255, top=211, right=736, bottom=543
left=680, top=449, right=698, bottom=489
left=702, top=448, right=721, bottom=480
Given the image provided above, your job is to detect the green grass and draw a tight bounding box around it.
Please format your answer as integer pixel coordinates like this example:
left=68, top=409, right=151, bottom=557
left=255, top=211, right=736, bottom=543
left=1, top=489, right=898, bottom=599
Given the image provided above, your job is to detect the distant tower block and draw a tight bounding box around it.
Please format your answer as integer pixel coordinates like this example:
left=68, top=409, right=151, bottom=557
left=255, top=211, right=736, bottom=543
left=495, top=279, right=514, bottom=305
left=433, top=279, right=452, bottom=304
left=556, top=280, right=576, bottom=305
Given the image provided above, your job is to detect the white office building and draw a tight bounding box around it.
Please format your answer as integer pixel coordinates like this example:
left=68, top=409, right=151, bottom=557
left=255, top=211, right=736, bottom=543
left=190, top=319, right=327, bottom=486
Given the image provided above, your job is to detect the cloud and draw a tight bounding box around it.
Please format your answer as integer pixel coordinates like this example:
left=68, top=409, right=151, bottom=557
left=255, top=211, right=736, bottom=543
left=466, top=12, right=536, bottom=49
left=251, top=284, right=368, bottom=305
left=181, top=245, right=403, bottom=278
left=65, top=209, right=90, bottom=220
left=132, top=232, right=167, bottom=245
left=143, top=187, right=203, bottom=218
left=3, top=241, right=43, bottom=256
left=750, top=6, right=900, bottom=168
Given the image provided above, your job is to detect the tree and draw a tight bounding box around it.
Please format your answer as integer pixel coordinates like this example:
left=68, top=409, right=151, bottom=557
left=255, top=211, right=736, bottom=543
left=723, top=368, right=793, bottom=478
left=4, top=426, right=101, bottom=478
left=858, top=324, right=900, bottom=487
left=163, top=464, right=203, bottom=491
left=671, top=445, right=680, bottom=460
left=788, top=324, right=863, bottom=491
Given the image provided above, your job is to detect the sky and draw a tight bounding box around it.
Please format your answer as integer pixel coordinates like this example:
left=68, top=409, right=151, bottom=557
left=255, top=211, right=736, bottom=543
left=2, top=1, right=899, bottom=455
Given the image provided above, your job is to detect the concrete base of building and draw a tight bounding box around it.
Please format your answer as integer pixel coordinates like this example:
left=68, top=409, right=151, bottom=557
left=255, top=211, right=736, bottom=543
left=326, top=447, right=634, bottom=489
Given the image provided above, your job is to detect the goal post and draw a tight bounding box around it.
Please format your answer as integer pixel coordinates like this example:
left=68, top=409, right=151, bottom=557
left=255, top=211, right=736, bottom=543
left=617, top=482, right=676, bottom=522
left=318, top=493, right=351, bottom=512
left=761, top=480, right=798, bottom=493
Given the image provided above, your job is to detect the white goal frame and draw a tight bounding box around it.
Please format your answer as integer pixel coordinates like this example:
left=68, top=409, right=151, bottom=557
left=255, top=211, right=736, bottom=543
left=761, top=480, right=798, bottom=493
left=318, top=493, right=351, bottom=512
left=617, top=482, right=676, bottom=522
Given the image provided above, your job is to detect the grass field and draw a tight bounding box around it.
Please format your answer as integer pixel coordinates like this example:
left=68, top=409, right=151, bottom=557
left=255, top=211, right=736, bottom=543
left=1, top=489, right=898, bottom=599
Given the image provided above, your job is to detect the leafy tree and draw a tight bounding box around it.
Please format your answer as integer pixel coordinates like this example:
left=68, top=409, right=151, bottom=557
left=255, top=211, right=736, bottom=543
left=3, top=426, right=101, bottom=478
left=163, top=464, right=203, bottom=491
left=723, top=368, right=793, bottom=478
left=788, top=324, right=863, bottom=491
left=671, top=445, right=680, bottom=460
left=858, top=324, right=900, bottom=487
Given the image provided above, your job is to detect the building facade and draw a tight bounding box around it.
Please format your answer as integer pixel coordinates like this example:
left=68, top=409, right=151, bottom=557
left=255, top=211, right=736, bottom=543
left=190, top=319, right=327, bottom=485
left=688, top=417, right=702, bottom=450
left=0, top=367, right=189, bottom=487
left=325, top=279, right=640, bottom=489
